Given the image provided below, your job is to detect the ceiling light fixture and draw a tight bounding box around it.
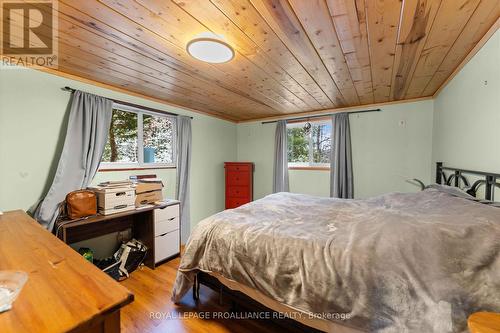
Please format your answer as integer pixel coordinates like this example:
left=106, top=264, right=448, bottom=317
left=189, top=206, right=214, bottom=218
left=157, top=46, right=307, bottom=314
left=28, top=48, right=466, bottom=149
left=187, top=32, right=235, bottom=64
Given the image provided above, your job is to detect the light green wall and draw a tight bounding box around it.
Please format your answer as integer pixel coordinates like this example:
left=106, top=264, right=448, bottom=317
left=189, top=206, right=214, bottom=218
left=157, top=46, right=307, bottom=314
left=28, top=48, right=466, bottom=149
left=2, top=29, right=496, bottom=255
left=235, top=30, right=499, bottom=201
left=236, top=122, right=333, bottom=198
left=0, top=66, right=237, bottom=232
left=5, top=26, right=496, bottom=230
left=351, top=100, right=434, bottom=198
left=433, top=30, right=500, bottom=173
left=237, top=100, right=434, bottom=199
left=237, top=121, right=275, bottom=199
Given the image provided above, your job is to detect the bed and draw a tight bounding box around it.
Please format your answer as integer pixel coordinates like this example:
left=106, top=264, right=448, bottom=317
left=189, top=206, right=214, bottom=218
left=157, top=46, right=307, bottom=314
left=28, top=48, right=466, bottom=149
left=172, top=164, right=500, bottom=332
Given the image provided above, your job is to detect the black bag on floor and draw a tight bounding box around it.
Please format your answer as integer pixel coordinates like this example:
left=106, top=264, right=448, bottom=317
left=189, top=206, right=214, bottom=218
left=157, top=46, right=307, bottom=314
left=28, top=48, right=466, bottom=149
left=94, top=257, right=121, bottom=281
left=114, top=239, right=148, bottom=279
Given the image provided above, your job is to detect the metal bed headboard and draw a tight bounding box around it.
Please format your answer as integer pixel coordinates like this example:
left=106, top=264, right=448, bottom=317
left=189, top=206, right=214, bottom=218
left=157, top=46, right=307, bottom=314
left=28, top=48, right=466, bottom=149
left=436, top=162, right=500, bottom=201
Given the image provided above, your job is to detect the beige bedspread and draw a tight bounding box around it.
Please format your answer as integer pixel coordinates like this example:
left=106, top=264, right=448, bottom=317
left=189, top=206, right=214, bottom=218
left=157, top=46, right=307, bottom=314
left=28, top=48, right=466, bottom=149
left=172, top=186, right=500, bottom=332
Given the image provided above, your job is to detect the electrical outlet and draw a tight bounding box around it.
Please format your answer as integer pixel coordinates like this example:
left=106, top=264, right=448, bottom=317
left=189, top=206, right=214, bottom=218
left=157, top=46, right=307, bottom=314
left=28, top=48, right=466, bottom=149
left=398, top=120, right=406, bottom=127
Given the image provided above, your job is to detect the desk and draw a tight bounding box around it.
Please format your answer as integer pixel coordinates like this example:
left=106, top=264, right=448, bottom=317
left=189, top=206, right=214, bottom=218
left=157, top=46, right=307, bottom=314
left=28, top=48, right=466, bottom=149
left=0, top=211, right=133, bottom=333
left=56, top=200, right=181, bottom=269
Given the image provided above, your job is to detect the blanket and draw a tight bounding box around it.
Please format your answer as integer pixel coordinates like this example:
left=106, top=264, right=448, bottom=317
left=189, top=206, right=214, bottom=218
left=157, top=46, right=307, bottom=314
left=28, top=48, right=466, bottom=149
left=172, top=187, right=500, bottom=332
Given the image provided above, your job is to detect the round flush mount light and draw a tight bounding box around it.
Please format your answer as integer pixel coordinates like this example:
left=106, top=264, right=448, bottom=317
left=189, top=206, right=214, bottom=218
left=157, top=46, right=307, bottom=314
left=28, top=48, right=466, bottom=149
left=187, top=32, right=235, bottom=64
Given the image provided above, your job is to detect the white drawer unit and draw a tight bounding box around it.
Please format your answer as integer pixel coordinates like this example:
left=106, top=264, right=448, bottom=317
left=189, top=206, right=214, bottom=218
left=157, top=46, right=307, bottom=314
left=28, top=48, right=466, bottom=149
left=154, top=202, right=180, bottom=265
left=155, top=216, right=179, bottom=236
left=155, top=230, right=180, bottom=263
left=154, top=204, right=179, bottom=222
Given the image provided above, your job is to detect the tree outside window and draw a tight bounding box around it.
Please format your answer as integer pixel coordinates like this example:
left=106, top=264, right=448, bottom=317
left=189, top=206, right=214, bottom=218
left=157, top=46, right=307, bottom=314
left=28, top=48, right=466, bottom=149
left=102, top=110, right=138, bottom=163
left=287, top=121, right=332, bottom=167
left=143, top=114, right=174, bottom=164
left=101, top=107, right=176, bottom=169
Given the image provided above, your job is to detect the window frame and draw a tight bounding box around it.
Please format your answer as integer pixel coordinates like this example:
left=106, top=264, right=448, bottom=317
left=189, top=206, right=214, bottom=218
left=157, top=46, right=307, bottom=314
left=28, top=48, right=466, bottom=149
left=99, top=103, right=177, bottom=171
left=287, top=119, right=332, bottom=170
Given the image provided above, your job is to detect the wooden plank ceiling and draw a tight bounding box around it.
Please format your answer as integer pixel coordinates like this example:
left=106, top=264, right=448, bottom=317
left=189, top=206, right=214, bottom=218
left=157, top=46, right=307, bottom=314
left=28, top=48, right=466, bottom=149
left=17, top=0, right=500, bottom=121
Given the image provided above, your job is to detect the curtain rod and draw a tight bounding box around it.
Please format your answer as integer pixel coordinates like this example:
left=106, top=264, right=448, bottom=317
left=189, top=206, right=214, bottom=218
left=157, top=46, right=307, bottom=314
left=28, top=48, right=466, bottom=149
left=261, top=108, right=381, bottom=124
left=62, top=86, right=193, bottom=119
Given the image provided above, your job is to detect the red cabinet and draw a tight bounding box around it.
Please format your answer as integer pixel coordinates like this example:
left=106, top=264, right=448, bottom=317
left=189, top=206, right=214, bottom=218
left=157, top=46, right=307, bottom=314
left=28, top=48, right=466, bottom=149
left=225, top=162, right=254, bottom=209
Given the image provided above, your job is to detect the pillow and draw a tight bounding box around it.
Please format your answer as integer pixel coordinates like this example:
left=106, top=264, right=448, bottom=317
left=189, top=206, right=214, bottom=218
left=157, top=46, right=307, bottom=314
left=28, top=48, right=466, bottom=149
left=425, top=184, right=478, bottom=200
left=425, top=183, right=500, bottom=207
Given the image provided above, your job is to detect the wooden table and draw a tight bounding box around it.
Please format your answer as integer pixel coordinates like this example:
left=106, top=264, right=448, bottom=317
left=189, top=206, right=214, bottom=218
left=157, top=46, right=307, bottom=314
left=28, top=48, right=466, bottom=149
left=0, top=211, right=134, bottom=333
left=469, top=312, right=500, bottom=333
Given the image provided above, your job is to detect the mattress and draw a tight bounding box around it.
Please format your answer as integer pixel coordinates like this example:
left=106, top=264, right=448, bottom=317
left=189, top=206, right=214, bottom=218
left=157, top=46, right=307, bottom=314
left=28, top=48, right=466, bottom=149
left=206, top=271, right=363, bottom=333
left=173, top=186, right=500, bottom=332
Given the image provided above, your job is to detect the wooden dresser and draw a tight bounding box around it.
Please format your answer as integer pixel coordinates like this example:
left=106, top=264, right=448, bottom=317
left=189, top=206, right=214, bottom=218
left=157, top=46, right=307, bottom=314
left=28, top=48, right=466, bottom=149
left=224, top=162, right=254, bottom=209
left=0, top=211, right=133, bottom=333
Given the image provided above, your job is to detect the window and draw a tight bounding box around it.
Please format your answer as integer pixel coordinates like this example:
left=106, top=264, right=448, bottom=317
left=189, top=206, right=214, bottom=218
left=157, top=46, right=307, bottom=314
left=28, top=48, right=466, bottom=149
left=100, top=104, right=176, bottom=169
left=287, top=120, right=332, bottom=168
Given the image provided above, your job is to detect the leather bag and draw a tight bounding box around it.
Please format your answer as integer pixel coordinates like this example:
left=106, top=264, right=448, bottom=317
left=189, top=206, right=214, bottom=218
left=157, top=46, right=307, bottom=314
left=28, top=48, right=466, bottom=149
left=66, top=190, right=97, bottom=219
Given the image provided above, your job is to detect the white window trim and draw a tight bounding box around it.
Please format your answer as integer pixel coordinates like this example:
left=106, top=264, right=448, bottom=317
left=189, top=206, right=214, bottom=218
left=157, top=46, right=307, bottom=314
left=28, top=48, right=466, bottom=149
left=99, top=103, right=177, bottom=170
left=287, top=120, right=331, bottom=168
left=288, top=162, right=331, bottom=168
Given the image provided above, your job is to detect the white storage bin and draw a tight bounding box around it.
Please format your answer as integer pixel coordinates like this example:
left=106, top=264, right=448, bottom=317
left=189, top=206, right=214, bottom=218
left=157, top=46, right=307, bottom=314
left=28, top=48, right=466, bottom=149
left=92, top=187, right=136, bottom=215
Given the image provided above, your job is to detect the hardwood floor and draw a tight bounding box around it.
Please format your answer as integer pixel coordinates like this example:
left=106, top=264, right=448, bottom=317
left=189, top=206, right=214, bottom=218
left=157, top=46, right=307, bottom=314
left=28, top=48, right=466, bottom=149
left=120, top=257, right=284, bottom=333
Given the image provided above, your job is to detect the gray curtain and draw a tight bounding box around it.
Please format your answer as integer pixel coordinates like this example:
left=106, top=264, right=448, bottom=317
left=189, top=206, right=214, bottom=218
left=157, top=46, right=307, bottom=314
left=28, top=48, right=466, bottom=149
left=34, top=91, right=113, bottom=230
left=273, top=120, right=289, bottom=193
left=176, top=116, right=192, bottom=244
left=330, top=113, right=354, bottom=199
